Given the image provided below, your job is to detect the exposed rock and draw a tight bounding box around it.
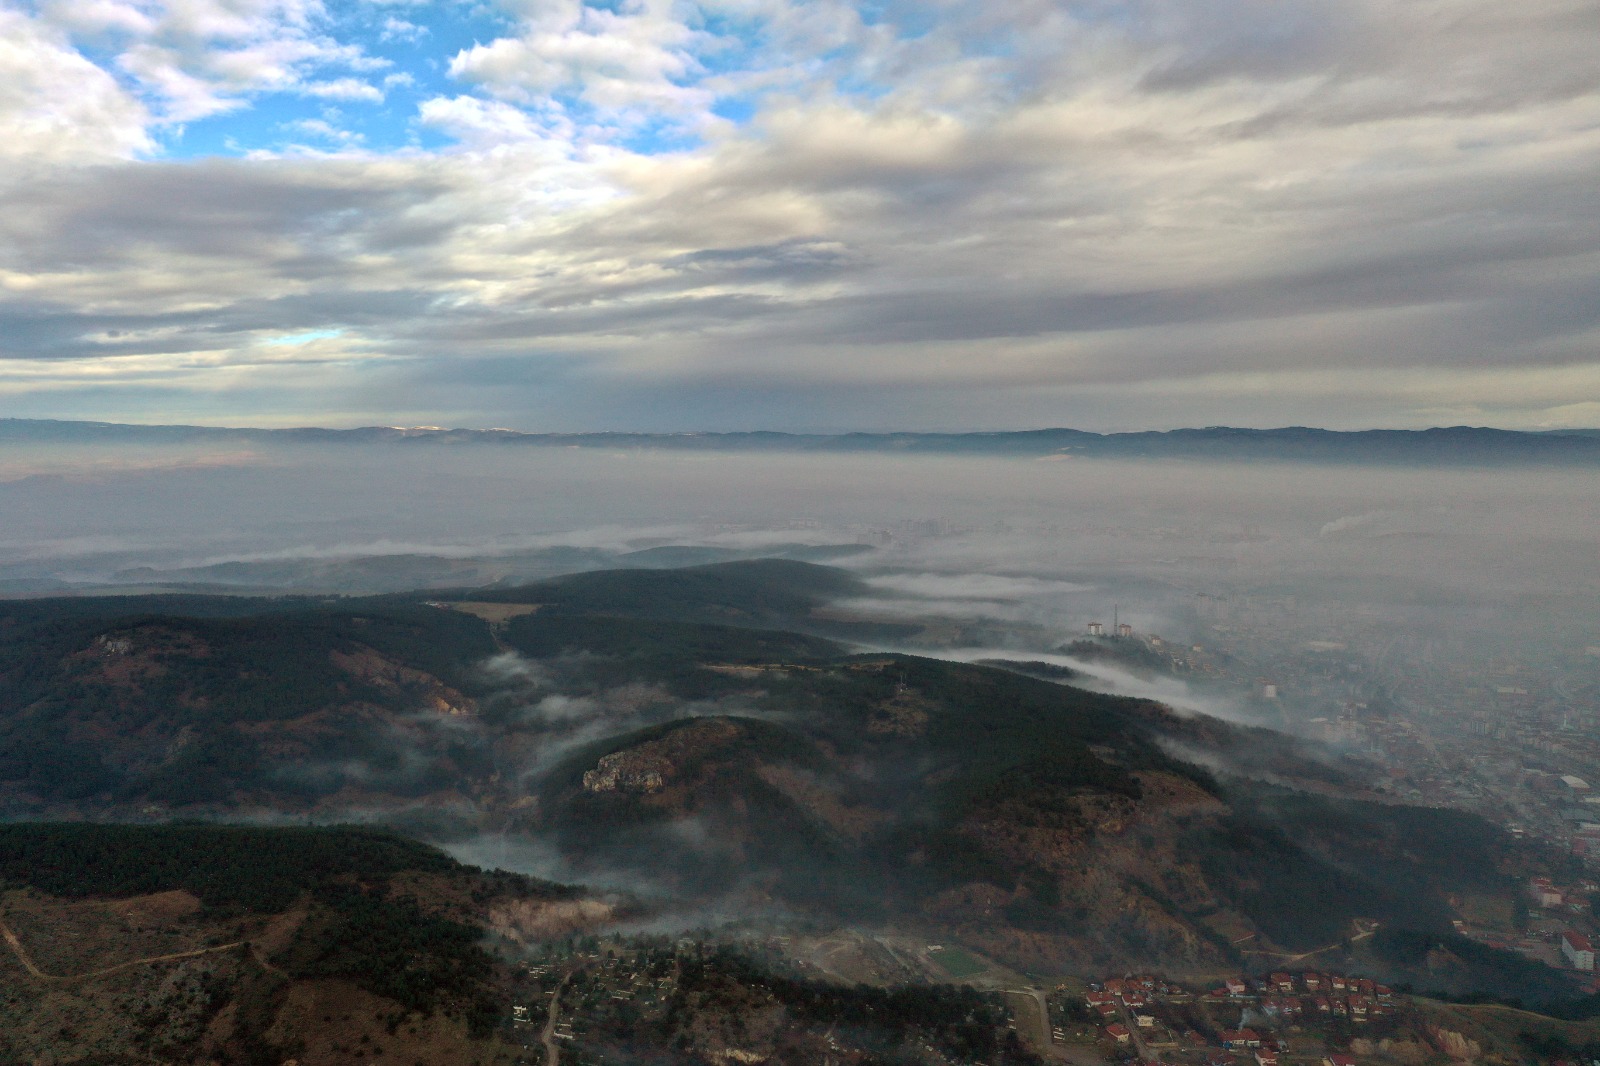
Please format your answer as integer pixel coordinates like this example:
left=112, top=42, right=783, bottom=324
left=581, top=718, right=744, bottom=795
left=487, top=898, right=616, bottom=944
left=1428, top=1026, right=1483, bottom=1061
left=584, top=755, right=667, bottom=794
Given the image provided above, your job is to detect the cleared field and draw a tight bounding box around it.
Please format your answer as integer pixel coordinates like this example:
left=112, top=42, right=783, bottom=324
left=930, top=945, right=989, bottom=979
left=447, top=602, right=544, bottom=623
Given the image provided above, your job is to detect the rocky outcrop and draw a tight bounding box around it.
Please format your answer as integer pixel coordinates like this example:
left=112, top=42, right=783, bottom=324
left=582, top=718, right=744, bottom=795
left=583, top=753, right=668, bottom=794
left=1426, top=1027, right=1484, bottom=1061
left=487, top=898, right=616, bottom=944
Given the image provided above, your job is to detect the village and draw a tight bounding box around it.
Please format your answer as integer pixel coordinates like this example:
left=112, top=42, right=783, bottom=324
left=488, top=930, right=1557, bottom=1066
left=1059, top=970, right=1411, bottom=1066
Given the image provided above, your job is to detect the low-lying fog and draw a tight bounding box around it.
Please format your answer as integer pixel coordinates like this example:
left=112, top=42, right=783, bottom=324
left=3, top=441, right=1597, bottom=728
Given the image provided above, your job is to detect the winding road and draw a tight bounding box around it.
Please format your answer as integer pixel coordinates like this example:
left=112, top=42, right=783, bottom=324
left=0, top=909, right=251, bottom=983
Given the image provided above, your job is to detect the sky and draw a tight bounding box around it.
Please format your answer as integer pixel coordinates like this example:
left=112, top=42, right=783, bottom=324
left=0, top=0, right=1597, bottom=432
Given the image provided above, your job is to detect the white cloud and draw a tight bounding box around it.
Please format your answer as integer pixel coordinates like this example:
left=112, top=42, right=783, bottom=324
left=0, top=9, right=152, bottom=162
left=33, top=0, right=390, bottom=124
left=303, top=77, right=383, bottom=102
left=282, top=116, right=363, bottom=143
left=379, top=16, right=425, bottom=42
left=448, top=0, right=715, bottom=127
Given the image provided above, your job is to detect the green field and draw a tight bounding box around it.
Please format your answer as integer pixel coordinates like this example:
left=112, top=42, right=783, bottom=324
left=931, top=945, right=989, bottom=979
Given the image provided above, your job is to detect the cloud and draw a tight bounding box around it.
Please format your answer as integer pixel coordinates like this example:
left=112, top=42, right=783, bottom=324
left=31, top=0, right=391, bottom=125
left=0, top=9, right=152, bottom=162
left=447, top=0, right=713, bottom=125
left=0, top=0, right=1598, bottom=428
left=302, top=78, right=383, bottom=103
left=865, top=573, right=1095, bottom=602
left=378, top=17, right=424, bottom=43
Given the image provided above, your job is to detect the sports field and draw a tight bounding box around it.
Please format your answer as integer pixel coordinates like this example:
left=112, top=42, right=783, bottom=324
left=930, top=945, right=988, bottom=979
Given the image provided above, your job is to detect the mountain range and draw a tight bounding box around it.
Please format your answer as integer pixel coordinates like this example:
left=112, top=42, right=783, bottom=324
left=7, top=418, right=1600, bottom=464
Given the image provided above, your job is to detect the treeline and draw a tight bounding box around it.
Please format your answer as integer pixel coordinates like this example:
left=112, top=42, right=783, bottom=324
left=0, top=823, right=460, bottom=911
left=0, top=603, right=498, bottom=802
left=501, top=613, right=840, bottom=698
left=281, top=884, right=502, bottom=1035
left=674, top=948, right=1042, bottom=1065
left=1184, top=790, right=1517, bottom=952
left=1371, top=929, right=1584, bottom=1008
left=470, top=558, right=865, bottom=619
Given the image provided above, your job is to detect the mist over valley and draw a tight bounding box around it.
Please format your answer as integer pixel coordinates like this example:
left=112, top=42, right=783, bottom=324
left=3, top=433, right=1600, bottom=1063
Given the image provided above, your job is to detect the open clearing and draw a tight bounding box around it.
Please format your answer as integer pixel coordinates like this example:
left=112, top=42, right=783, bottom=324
left=446, top=602, right=543, bottom=623
left=929, top=945, right=989, bottom=979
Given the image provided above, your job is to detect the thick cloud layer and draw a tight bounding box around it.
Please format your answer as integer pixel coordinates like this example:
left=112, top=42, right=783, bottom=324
left=0, top=0, right=1597, bottom=429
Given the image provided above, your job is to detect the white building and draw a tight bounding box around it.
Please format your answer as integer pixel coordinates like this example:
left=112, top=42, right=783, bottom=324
left=1562, top=930, right=1594, bottom=971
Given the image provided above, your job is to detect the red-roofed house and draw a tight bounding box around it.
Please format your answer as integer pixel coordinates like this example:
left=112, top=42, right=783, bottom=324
left=1324, top=1055, right=1357, bottom=1066
left=1107, top=1024, right=1132, bottom=1044
left=1564, top=931, right=1595, bottom=971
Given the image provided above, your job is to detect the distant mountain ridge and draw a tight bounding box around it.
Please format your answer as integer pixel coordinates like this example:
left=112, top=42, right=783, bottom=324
left=6, top=418, right=1600, bottom=463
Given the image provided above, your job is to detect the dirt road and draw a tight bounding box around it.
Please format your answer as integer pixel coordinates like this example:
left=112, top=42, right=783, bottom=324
left=0, top=910, right=247, bottom=983
left=542, top=972, right=574, bottom=1066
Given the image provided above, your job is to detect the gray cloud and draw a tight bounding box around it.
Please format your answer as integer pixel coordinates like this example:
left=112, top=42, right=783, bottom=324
left=0, top=0, right=1597, bottom=429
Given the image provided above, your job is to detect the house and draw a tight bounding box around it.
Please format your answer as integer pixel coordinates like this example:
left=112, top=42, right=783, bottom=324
left=1220, top=1030, right=1262, bottom=1050
left=1106, top=1024, right=1132, bottom=1044
left=1225, top=978, right=1249, bottom=997
left=1135, top=1013, right=1157, bottom=1028
left=1255, top=1051, right=1279, bottom=1066
left=1324, top=1055, right=1357, bottom=1066
left=1562, top=930, right=1595, bottom=971
left=1529, top=877, right=1568, bottom=902
left=1303, top=974, right=1324, bottom=993
left=1271, top=973, right=1294, bottom=993
left=1312, top=997, right=1332, bottom=1014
